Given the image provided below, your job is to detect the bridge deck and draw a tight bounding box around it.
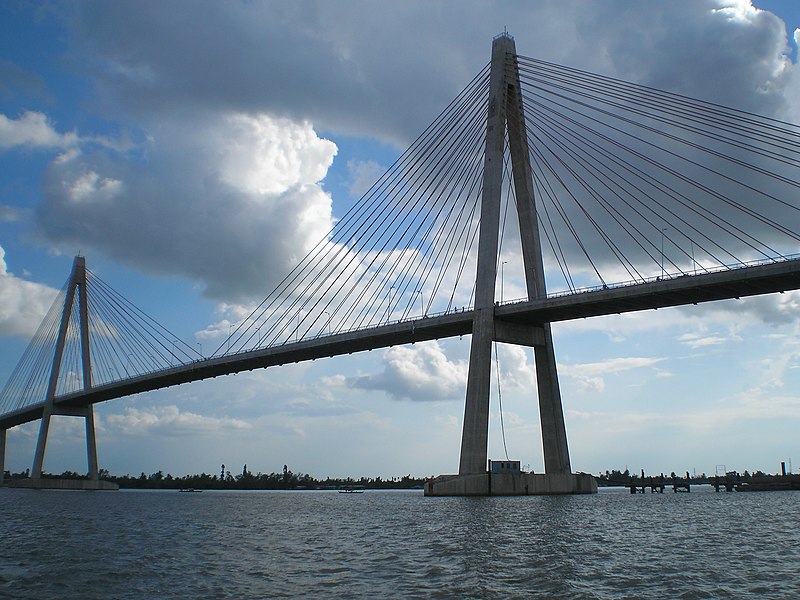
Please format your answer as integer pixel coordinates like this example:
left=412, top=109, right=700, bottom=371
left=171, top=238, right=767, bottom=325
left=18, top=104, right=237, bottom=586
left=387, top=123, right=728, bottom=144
left=3, top=258, right=800, bottom=430
left=498, top=258, right=800, bottom=324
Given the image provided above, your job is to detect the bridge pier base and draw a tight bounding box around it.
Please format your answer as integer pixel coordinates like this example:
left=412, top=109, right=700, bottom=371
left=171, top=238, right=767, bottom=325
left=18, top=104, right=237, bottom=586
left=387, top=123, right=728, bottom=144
left=425, top=472, right=597, bottom=496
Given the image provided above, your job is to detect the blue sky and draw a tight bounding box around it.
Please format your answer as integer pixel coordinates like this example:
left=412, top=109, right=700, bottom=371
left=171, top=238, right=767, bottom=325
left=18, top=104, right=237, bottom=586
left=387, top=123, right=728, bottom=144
left=1, top=0, right=800, bottom=479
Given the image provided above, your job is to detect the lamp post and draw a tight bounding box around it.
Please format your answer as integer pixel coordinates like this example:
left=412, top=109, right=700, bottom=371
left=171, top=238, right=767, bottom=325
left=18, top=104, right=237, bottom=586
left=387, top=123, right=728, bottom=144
left=324, top=311, right=331, bottom=335
left=501, top=261, right=507, bottom=303
left=660, top=228, right=668, bottom=278
left=416, top=289, right=424, bottom=318
left=386, top=286, right=395, bottom=323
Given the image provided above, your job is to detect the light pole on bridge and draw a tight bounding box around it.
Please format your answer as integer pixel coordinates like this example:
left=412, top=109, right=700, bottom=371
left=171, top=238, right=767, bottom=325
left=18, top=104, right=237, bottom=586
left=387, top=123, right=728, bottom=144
left=295, top=309, right=302, bottom=342
left=386, top=286, right=395, bottom=324
left=501, top=261, right=507, bottom=303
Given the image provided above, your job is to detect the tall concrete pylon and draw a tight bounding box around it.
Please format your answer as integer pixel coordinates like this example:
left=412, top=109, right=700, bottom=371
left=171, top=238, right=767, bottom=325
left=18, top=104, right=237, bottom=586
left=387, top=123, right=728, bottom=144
left=30, top=255, right=100, bottom=483
left=458, top=33, right=572, bottom=477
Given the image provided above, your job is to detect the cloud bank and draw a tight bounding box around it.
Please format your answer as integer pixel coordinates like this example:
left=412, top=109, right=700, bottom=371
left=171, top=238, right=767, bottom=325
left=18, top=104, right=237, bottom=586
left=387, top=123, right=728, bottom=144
left=37, top=112, right=337, bottom=301
left=9, top=1, right=800, bottom=305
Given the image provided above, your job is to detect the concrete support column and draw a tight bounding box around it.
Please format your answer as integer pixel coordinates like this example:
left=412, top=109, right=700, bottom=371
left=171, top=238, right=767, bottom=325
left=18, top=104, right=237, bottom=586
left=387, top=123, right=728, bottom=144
left=458, top=35, right=512, bottom=475
left=459, top=307, right=495, bottom=474
left=534, top=325, right=571, bottom=473
left=85, top=406, right=99, bottom=481
left=31, top=414, right=51, bottom=479
left=505, top=39, right=572, bottom=475
left=77, top=260, right=98, bottom=481
left=31, top=256, right=82, bottom=479
left=32, top=288, right=76, bottom=478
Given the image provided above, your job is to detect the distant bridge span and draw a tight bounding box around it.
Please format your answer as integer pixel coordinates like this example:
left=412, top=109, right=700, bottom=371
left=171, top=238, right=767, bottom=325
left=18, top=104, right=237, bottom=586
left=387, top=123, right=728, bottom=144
left=3, top=256, right=798, bottom=431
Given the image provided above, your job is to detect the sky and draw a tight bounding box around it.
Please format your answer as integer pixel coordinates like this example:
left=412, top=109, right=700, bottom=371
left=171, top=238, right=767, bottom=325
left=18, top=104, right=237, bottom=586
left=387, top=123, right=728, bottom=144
left=1, top=0, right=800, bottom=480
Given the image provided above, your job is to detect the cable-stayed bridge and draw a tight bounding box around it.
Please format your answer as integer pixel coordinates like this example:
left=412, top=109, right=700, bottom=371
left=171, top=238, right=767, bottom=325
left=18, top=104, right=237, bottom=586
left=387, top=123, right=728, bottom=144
left=2, top=34, right=800, bottom=493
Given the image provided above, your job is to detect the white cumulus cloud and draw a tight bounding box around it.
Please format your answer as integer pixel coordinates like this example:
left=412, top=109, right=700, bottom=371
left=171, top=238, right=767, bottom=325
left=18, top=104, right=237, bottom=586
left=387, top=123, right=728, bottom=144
left=346, top=340, right=468, bottom=401
left=0, top=246, right=59, bottom=338
left=38, top=111, right=338, bottom=301
left=103, top=405, right=251, bottom=437
left=0, top=111, right=78, bottom=150
left=219, top=113, right=334, bottom=196
left=67, top=171, right=122, bottom=203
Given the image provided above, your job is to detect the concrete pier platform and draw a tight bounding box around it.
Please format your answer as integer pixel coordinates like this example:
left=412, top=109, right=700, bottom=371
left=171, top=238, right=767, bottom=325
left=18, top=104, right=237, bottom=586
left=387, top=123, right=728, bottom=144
left=6, top=478, right=119, bottom=490
left=424, top=472, right=597, bottom=496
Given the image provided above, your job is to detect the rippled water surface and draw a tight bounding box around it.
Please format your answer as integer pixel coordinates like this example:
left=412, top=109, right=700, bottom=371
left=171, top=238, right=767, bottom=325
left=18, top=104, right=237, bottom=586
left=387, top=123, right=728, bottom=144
left=1, top=487, right=798, bottom=598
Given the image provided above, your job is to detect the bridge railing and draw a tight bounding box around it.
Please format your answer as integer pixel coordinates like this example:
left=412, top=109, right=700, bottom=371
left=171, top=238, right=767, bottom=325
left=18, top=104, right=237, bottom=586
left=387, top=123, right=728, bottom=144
left=213, top=305, right=472, bottom=360
left=498, top=253, right=800, bottom=307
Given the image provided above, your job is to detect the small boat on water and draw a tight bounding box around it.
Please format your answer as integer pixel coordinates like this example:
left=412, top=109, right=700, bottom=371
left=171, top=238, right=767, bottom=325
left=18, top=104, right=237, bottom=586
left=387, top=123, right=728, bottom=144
left=178, top=488, right=203, bottom=493
left=338, top=486, right=365, bottom=494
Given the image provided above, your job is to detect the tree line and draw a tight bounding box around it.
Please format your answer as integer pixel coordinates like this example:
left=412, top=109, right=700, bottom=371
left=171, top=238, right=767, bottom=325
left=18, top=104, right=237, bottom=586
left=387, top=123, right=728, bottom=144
left=3, top=463, right=428, bottom=490
left=596, top=468, right=781, bottom=486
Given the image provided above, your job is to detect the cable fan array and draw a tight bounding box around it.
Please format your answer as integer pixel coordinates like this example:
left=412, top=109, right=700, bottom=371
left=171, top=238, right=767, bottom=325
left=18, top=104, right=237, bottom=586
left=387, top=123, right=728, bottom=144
left=220, top=53, right=800, bottom=354
left=0, top=268, right=202, bottom=416
left=215, top=64, right=494, bottom=356
left=514, top=55, right=800, bottom=291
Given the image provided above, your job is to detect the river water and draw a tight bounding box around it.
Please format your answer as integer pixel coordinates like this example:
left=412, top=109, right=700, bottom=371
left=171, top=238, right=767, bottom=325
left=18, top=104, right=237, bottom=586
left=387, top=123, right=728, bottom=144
left=1, top=486, right=798, bottom=598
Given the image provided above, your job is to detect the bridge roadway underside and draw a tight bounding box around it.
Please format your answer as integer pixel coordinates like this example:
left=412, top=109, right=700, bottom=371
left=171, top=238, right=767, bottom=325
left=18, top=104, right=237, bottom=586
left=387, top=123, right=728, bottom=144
left=3, top=259, right=799, bottom=430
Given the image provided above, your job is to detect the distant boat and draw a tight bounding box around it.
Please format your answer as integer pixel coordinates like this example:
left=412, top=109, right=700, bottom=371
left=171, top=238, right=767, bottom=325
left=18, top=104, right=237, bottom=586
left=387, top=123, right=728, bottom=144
left=178, top=488, right=203, bottom=493
left=338, top=486, right=365, bottom=494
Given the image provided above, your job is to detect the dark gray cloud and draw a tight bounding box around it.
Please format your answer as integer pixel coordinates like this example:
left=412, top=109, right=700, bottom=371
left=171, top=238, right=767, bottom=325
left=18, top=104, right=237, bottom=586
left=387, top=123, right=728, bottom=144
left=64, top=1, right=799, bottom=142
left=595, top=2, right=797, bottom=117
left=67, top=1, right=478, bottom=146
